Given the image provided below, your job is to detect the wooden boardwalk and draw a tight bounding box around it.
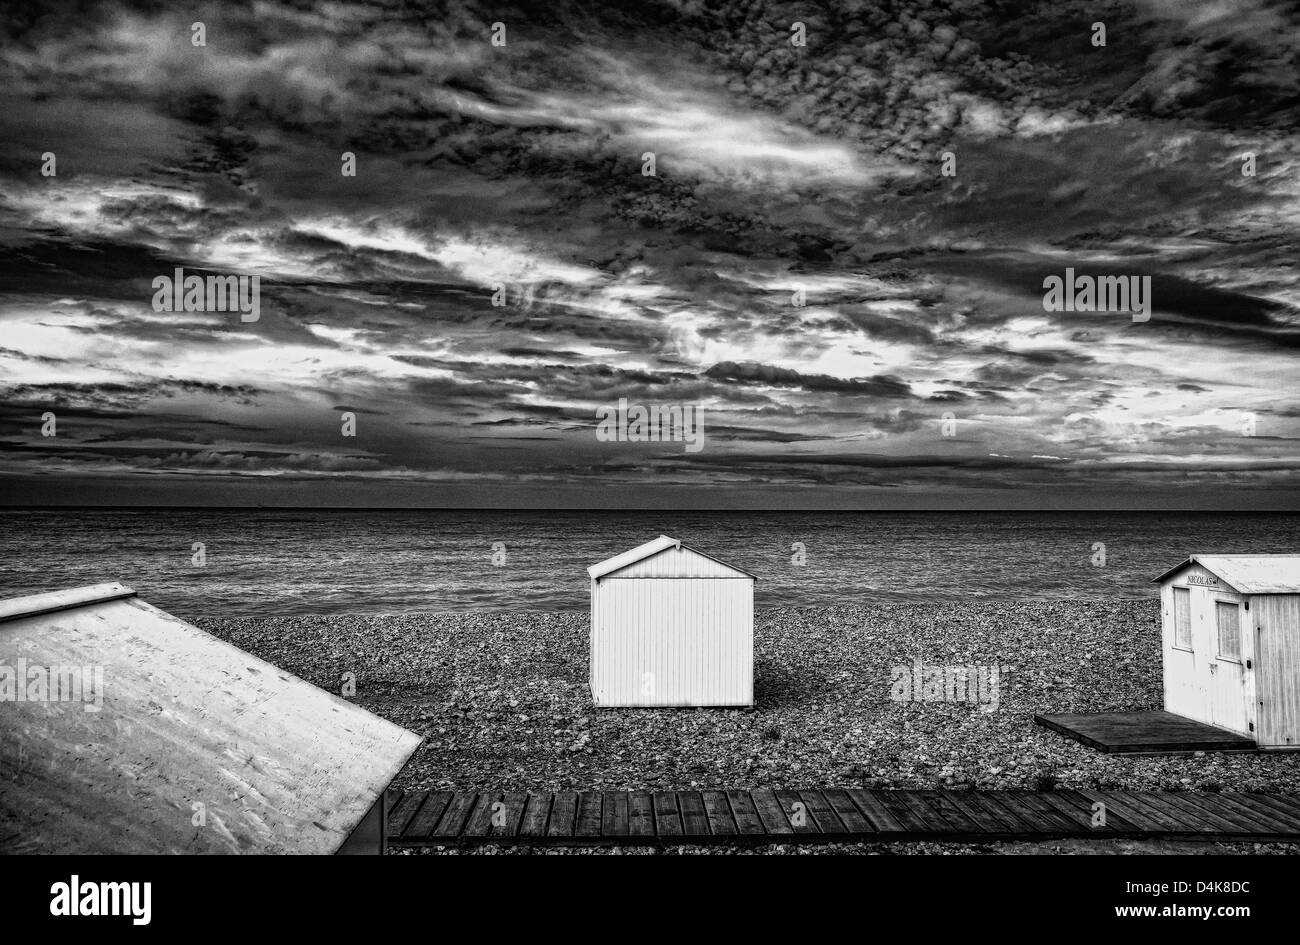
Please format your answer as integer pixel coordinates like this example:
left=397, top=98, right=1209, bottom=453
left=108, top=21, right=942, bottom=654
left=385, top=788, right=1300, bottom=845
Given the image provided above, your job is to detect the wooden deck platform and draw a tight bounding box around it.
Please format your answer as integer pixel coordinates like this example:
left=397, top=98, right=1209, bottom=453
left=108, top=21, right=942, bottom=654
left=1035, top=710, right=1258, bottom=754
left=384, top=788, right=1300, bottom=845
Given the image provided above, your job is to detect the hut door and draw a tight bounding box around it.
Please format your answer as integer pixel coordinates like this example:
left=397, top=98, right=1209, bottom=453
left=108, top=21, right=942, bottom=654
left=1206, top=599, right=1249, bottom=735
left=1255, top=600, right=1300, bottom=747
left=1178, top=586, right=1215, bottom=726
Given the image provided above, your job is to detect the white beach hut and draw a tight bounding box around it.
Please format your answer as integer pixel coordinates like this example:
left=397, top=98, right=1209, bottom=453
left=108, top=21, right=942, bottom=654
left=588, top=535, right=756, bottom=708
left=0, top=582, right=421, bottom=853
left=1153, top=555, right=1300, bottom=748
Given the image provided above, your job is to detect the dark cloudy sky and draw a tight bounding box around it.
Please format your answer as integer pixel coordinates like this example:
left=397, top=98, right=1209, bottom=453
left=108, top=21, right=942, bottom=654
left=1, top=0, right=1298, bottom=509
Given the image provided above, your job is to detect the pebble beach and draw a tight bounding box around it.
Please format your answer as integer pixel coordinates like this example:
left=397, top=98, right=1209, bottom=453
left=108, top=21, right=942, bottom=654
left=198, top=599, right=1300, bottom=801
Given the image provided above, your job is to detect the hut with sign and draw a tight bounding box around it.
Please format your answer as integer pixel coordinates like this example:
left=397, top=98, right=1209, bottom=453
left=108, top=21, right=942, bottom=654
left=1153, top=555, right=1300, bottom=749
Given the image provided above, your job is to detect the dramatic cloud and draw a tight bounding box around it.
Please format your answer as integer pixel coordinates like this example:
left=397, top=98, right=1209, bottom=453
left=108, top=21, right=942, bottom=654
left=0, top=1, right=1297, bottom=508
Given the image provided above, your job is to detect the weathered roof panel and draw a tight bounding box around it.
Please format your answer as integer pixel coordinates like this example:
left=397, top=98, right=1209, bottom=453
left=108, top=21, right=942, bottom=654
left=0, top=584, right=421, bottom=854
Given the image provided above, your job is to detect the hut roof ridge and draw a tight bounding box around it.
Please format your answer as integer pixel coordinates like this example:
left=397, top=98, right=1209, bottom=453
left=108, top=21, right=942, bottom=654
left=1152, top=554, right=1300, bottom=593
left=587, top=535, right=757, bottom=580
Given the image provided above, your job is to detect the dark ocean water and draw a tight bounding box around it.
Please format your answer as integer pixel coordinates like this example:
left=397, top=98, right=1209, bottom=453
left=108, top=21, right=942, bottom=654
left=1, top=509, right=1297, bottom=618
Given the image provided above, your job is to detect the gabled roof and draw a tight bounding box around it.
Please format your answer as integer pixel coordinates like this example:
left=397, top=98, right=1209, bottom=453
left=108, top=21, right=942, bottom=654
left=587, top=535, right=757, bottom=580
left=0, top=582, right=421, bottom=854
left=1152, top=554, right=1300, bottom=593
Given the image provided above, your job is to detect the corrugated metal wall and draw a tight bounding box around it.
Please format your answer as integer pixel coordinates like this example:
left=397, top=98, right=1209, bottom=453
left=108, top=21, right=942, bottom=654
left=591, top=567, right=753, bottom=707
left=1253, top=594, right=1300, bottom=748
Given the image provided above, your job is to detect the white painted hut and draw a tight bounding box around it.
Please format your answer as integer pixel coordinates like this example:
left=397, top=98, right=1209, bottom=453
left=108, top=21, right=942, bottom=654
left=1153, top=555, right=1300, bottom=748
left=0, top=582, right=421, bottom=853
left=588, top=535, right=755, bottom=708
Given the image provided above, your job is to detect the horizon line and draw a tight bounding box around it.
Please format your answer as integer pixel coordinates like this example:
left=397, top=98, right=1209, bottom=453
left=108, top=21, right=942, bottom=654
left=1, top=505, right=1297, bottom=514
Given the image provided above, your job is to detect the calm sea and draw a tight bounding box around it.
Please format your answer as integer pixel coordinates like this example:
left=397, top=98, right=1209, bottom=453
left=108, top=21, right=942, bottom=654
left=1, top=509, right=1297, bottom=617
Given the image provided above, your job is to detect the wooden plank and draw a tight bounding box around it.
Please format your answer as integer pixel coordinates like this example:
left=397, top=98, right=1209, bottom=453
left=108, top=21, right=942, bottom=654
left=1035, top=710, right=1256, bottom=753
left=628, top=791, right=655, bottom=837
left=1236, top=793, right=1300, bottom=830
left=882, top=791, right=949, bottom=833
left=1035, top=791, right=1117, bottom=833
left=602, top=791, right=630, bottom=838
left=547, top=792, right=578, bottom=837
left=795, top=790, right=846, bottom=835
left=491, top=792, right=527, bottom=838
left=1238, top=792, right=1300, bottom=818
left=1201, top=793, right=1300, bottom=832
left=1182, top=793, right=1290, bottom=833
left=462, top=792, right=502, bottom=837
left=1006, top=791, right=1085, bottom=833
left=653, top=792, right=683, bottom=837
left=701, top=791, right=738, bottom=836
left=386, top=790, right=424, bottom=838
left=1115, top=793, right=1193, bottom=832
left=517, top=793, right=552, bottom=838
left=1096, top=790, right=1182, bottom=833
left=869, top=791, right=930, bottom=832
left=749, top=789, right=794, bottom=834
left=845, top=789, right=905, bottom=833
left=574, top=792, right=603, bottom=838
left=1251, top=793, right=1300, bottom=818
left=938, top=790, right=1014, bottom=834
left=982, top=792, right=1058, bottom=833
left=726, top=790, right=767, bottom=836
left=1050, top=789, right=1142, bottom=833
left=823, top=789, right=875, bottom=834
left=775, top=789, right=821, bottom=834
left=965, top=791, right=1046, bottom=833
left=1029, top=791, right=1103, bottom=832
left=403, top=791, right=452, bottom=840
left=678, top=791, right=711, bottom=838
left=901, top=790, right=969, bottom=832
left=915, top=790, right=986, bottom=834
left=1143, top=792, right=1252, bottom=833
left=432, top=792, right=479, bottom=838
left=1075, top=790, right=1171, bottom=833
